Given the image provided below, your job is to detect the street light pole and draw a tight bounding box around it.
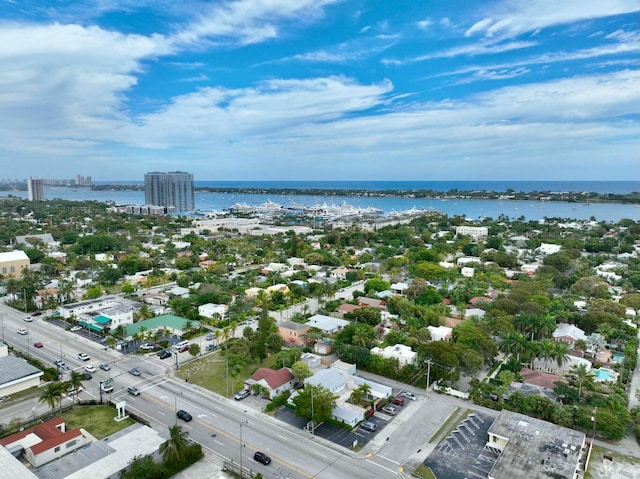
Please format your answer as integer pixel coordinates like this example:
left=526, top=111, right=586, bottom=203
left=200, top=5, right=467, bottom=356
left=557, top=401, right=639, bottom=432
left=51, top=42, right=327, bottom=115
left=425, top=359, right=432, bottom=398
left=239, top=419, right=248, bottom=478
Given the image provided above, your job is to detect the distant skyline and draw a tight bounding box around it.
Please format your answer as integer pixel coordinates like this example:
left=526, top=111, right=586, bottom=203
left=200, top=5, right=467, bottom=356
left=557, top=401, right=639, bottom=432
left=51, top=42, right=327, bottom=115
left=1, top=1, right=638, bottom=181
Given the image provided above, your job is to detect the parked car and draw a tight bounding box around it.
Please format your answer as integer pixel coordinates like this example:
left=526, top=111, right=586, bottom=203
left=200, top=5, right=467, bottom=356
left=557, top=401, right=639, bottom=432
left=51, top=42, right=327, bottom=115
left=82, top=371, right=93, bottom=380
left=177, top=344, right=190, bottom=353
left=129, top=368, right=141, bottom=376
left=381, top=405, right=398, bottom=416
left=401, top=392, right=417, bottom=401
left=17, top=328, right=28, bottom=335
left=361, top=421, right=377, bottom=432
left=253, top=451, right=271, bottom=465
left=205, top=333, right=214, bottom=341
left=70, top=326, right=82, bottom=332
left=139, top=343, right=154, bottom=351
left=176, top=409, right=192, bottom=422
left=33, top=342, right=44, bottom=348
left=205, top=344, right=218, bottom=352
left=390, top=397, right=405, bottom=406
left=157, top=350, right=172, bottom=359
left=77, top=353, right=90, bottom=361
left=127, top=386, right=140, bottom=396
left=234, top=389, right=250, bottom=401
left=31, top=311, right=42, bottom=317
left=99, top=363, right=111, bottom=371
left=85, top=365, right=97, bottom=373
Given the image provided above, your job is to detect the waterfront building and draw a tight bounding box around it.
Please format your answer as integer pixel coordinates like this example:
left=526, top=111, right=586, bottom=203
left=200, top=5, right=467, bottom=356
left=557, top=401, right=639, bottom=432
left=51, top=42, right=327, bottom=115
left=144, top=171, right=194, bottom=212
left=27, top=177, right=44, bottom=201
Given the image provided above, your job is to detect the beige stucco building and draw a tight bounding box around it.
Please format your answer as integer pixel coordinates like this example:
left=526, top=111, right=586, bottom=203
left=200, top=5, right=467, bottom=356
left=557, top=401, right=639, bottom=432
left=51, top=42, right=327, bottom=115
left=0, top=250, right=30, bottom=279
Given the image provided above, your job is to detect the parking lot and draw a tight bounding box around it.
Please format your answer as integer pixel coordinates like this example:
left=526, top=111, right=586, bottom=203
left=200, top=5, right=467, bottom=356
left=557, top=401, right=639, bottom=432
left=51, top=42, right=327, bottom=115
left=48, top=318, right=109, bottom=345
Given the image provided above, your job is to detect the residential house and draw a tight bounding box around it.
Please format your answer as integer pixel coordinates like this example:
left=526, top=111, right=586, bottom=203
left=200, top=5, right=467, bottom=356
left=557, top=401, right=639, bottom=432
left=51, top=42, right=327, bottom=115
left=427, top=325, right=453, bottom=342
left=538, top=243, right=562, bottom=255
left=553, top=323, right=587, bottom=349
left=390, top=282, right=409, bottom=295
left=278, top=321, right=311, bottom=347
left=0, top=417, right=89, bottom=467
left=370, top=344, right=417, bottom=366
left=330, top=267, right=350, bottom=280
left=357, top=297, right=386, bottom=310
left=198, top=303, right=229, bottom=319
left=306, top=314, right=349, bottom=334
left=455, top=225, right=488, bottom=239
left=244, top=367, right=295, bottom=399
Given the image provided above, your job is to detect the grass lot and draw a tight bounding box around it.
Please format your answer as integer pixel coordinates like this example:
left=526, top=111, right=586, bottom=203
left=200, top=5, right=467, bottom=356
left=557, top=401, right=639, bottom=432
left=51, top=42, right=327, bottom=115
left=178, top=351, right=279, bottom=398
left=63, top=405, right=135, bottom=439
left=413, top=465, right=436, bottom=479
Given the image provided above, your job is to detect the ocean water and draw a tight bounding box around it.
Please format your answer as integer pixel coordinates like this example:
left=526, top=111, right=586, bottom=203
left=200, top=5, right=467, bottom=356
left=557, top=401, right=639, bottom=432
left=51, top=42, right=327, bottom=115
left=96, top=180, right=639, bottom=194
left=4, top=181, right=639, bottom=222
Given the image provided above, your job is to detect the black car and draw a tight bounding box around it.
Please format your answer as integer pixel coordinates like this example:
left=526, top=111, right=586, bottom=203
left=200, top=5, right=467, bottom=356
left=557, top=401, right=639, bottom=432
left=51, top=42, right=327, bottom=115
left=158, top=350, right=172, bottom=359
left=82, top=371, right=93, bottom=380
left=253, top=451, right=271, bottom=465
left=176, top=409, right=192, bottom=422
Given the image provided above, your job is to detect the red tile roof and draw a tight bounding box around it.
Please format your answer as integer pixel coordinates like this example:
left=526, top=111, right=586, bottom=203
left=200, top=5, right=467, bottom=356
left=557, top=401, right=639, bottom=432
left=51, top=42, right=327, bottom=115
left=250, top=368, right=294, bottom=389
left=0, top=416, right=82, bottom=455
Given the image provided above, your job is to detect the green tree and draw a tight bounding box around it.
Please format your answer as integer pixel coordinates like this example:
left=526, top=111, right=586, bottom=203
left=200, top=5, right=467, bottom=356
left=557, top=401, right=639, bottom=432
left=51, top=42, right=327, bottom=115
left=292, top=384, right=337, bottom=427
left=160, top=425, right=190, bottom=464
left=188, top=343, right=201, bottom=359
left=67, top=371, right=85, bottom=405
left=291, top=361, right=312, bottom=386
left=39, top=382, right=65, bottom=413
left=564, top=364, right=596, bottom=398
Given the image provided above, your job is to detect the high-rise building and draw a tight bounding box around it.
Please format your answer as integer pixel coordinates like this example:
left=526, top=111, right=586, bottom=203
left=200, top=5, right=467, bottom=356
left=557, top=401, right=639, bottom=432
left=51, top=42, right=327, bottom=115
left=144, top=171, right=194, bottom=212
left=27, top=177, right=44, bottom=201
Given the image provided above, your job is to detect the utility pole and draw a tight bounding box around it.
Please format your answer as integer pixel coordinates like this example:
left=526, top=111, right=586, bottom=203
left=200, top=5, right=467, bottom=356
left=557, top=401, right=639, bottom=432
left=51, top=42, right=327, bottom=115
left=239, top=419, right=248, bottom=478
left=425, top=359, right=432, bottom=398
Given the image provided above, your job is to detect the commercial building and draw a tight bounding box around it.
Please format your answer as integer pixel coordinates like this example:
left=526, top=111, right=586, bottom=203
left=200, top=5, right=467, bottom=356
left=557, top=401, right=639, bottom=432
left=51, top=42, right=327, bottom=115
left=144, top=171, right=194, bottom=212
left=0, top=250, right=30, bottom=279
left=27, top=177, right=44, bottom=201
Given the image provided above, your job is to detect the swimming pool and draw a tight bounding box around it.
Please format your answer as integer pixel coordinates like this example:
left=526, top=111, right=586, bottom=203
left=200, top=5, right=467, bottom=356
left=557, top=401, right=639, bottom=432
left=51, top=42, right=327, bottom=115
left=594, top=368, right=618, bottom=382
left=612, top=352, right=625, bottom=364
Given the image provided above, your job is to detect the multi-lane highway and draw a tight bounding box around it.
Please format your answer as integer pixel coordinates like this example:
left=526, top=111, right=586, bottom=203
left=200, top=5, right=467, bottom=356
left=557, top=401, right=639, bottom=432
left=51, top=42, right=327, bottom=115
left=0, top=301, right=406, bottom=478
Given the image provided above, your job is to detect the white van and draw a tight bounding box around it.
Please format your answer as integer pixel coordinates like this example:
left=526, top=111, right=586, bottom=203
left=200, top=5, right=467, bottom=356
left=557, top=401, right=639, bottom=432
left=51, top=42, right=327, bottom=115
left=174, top=340, right=189, bottom=351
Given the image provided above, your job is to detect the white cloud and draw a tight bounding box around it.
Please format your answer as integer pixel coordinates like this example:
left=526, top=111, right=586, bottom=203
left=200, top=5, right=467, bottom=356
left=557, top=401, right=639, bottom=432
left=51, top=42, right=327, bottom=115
left=413, top=40, right=537, bottom=61
left=416, top=19, right=432, bottom=30
left=172, top=0, right=339, bottom=46
left=464, top=0, right=639, bottom=38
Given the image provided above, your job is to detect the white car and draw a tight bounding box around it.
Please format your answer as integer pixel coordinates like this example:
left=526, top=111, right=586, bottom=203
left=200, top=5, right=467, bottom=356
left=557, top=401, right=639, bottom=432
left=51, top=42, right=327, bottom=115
left=401, top=392, right=417, bottom=401
left=23, top=316, right=33, bottom=322
left=70, top=326, right=82, bottom=332
left=17, top=328, right=28, bottom=335
left=85, top=365, right=97, bottom=373
left=77, top=353, right=90, bottom=361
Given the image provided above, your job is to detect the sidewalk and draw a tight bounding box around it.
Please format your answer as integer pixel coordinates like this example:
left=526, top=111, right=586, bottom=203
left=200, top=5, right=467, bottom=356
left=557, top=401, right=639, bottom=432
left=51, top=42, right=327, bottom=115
left=173, top=450, right=233, bottom=479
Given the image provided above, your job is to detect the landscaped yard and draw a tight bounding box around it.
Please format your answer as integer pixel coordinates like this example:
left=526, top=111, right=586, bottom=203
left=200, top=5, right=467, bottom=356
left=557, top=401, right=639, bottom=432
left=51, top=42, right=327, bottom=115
left=63, top=405, right=135, bottom=439
left=177, top=351, right=280, bottom=398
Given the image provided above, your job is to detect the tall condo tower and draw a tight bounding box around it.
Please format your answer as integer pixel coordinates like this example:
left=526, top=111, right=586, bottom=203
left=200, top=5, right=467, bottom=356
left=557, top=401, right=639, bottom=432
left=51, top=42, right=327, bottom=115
left=144, top=171, right=195, bottom=212
left=27, top=177, right=44, bottom=201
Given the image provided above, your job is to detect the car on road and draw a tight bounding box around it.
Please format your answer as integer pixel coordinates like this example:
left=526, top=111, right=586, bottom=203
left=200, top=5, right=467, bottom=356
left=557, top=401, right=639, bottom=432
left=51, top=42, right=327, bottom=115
left=205, top=333, right=214, bottom=341
left=127, top=386, right=140, bottom=396
left=401, top=392, right=417, bottom=401
left=390, top=397, right=405, bottom=406
left=139, top=343, right=154, bottom=351
left=157, top=350, right=172, bottom=359
left=234, top=389, right=250, bottom=401
left=176, top=409, right=192, bottom=422
left=17, top=328, right=28, bottom=335
left=360, top=421, right=377, bottom=432
left=23, top=316, right=33, bottom=322
left=129, top=368, right=141, bottom=376
left=54, top=359, right=65, bottom=367
left=77, top=353, right=90, bottom=361
left=85, top=365, right=97, bottom=373
left=31, top=311, right=43, bottom=317
left=33, top=342, right=44, bottom=348
left=82, top=371, right=93, bottom=380
left=99, top=363, right=111, bottom=371
left=245, top=319, right=256, bottom=325
left=70, top=326, right=82, bottom=332
left=381, top=405, right=398, bottom=416
left=101, top=383, right=114, bottom=393
left=253, top=451, right=271, bottom=465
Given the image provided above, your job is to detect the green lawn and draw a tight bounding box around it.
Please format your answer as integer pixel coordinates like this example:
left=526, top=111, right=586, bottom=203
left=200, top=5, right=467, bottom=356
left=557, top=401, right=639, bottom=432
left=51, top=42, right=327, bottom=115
left=63, top=405, right=135, bottom=439
left=178, top=352, right=279, bottom=398
left=413, top=465, right=436, bottom=479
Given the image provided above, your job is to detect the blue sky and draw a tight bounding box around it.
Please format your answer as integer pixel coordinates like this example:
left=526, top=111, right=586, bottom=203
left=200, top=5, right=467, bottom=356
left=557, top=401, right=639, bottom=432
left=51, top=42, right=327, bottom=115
left=1, top=0, right=638, bottom=181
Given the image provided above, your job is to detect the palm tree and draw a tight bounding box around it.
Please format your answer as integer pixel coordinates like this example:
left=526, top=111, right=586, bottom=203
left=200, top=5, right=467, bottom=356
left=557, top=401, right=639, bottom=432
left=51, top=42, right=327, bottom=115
left=499, top=333, right=529, bottom=362
left=535, top=339, right=556, bottom=371
left=160, top=425, right=190, bottom=463
left=39, top=382, right=65, bottom=413
left=565, top=363, right=596, bottom=397
left=67, top=371, right=85, bottom=405
left=553, top=342, right=570, bottom=370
